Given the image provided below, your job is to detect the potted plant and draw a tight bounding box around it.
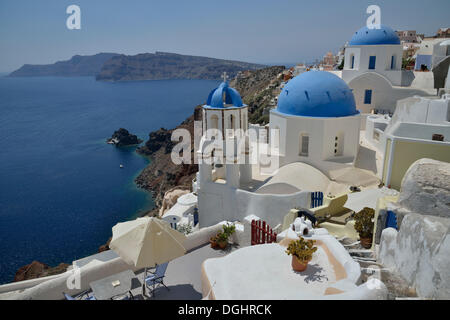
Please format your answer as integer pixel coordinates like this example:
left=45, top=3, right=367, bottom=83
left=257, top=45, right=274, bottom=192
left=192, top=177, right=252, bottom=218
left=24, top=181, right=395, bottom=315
left=285, top=237, right=317, bottom=272
left=354, top=207, right=375, bottom=249
left=222, top=223, right=235, bottom=240
left=209, top=235, right=219, bottom=249
left=216, top=231, right=229, bottom=249
left=212, top=223, right=236, bottom=250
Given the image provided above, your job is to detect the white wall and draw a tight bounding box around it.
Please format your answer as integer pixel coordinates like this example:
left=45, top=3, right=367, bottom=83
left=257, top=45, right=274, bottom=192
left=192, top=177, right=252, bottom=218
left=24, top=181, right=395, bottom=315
left=343, top=44, right=404, bottom=86
left=197, top=177, right=311, bottom=229
left=348, top=72, right=434, bottom=113
left=269, top=111, right=360, bottom=173
left=234, top=189, right=310, bottom=228
left=365, top=114, right=390, bottom=152
left=410, top=72, right=435, bottom=90
left=386, top=95, right=450, bottom=135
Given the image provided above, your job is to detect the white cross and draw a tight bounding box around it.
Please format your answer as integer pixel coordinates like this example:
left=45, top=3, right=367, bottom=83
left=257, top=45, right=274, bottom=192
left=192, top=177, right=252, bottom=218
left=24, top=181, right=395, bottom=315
left=222, top=71, right=228, bottom=82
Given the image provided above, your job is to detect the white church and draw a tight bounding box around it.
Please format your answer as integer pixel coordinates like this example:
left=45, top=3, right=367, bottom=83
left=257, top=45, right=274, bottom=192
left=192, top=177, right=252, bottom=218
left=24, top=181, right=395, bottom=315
left=340, top=24, right=435, bottom=113
left=194, top=71, right=366, bottom=228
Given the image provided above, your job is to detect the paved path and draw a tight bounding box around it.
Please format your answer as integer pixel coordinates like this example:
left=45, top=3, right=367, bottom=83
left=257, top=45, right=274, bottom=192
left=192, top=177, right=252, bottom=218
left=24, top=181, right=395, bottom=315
left=128, top=244, right=237, bottom=300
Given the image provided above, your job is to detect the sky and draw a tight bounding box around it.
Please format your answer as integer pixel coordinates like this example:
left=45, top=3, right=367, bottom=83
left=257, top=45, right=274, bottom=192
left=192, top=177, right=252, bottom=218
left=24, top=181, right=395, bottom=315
left=0, top=0, right=449, bottom=72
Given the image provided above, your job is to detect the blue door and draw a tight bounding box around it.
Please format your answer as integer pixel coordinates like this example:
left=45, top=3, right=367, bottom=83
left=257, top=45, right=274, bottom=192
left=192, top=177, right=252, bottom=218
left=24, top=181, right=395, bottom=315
left=311, top=192, right=323, bottom=208
left=364, top=90, right=372, bottom=104
left=369, top=56, right=376, bottom=69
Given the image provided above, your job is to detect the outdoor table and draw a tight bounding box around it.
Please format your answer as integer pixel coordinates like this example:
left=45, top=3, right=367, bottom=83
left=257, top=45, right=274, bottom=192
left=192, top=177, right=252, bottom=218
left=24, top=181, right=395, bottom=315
left=89, top=269, right=136, bottom=300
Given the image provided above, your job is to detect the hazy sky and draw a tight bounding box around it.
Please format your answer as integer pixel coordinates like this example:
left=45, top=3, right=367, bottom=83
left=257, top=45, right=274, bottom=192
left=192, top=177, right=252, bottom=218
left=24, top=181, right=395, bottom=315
left=0, top=0, right=449, bottom=72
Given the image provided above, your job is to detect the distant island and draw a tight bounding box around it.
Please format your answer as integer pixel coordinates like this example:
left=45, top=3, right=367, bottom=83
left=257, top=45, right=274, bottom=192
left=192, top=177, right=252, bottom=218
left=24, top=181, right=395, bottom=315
left=96, top=52, right=266, bottom=81
left=9, top=51, right=267, bottom=81
left=9, top=53, right=120, bottom=77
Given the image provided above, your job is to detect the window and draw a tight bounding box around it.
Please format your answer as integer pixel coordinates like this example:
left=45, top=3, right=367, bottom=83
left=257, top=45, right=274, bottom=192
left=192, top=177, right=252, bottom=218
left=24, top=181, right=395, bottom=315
left=334, top=133, right=344, bottom=156
left=210, top=115, right=219, bottom=130
left=351, top=54, right=355, bottom=69
left=229, top=114, right=235, bottom=130
left=369, top=56, right=376, bottom=69
left=299, top=134, right=309, bottom=156
left=390, top=55, right=396, bottom=70
left=364, top=90, right=372, bottom=104
left=272, top=126, right=280, bottom=149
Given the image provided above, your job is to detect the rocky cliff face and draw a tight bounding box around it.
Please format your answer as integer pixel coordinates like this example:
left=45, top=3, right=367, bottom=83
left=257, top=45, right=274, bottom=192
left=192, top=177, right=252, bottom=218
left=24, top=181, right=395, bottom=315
left=135, top=66, right=286, bottom=215
left=96, top=52, right=267, bottom=81
left=230, top=66, right=285, bottom=124
left=135, top=107, right=202, bottom=215
left=14, top=261, right=69, bottom=282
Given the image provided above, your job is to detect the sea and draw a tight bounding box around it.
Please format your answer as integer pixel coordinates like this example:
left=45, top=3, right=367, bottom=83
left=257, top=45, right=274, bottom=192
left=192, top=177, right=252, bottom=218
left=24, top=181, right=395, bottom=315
left=0, top=75, right=219, bottom=284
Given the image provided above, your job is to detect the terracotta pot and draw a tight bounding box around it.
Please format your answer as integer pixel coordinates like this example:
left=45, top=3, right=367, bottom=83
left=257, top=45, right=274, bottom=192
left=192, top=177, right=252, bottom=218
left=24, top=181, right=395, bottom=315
left=291, top=256, right=309, bottom=272
left=218, top=240, right=228, bottom=249
left=360, top=236, right=372, bottom=249
left=210, top=237, right=218, bottom=249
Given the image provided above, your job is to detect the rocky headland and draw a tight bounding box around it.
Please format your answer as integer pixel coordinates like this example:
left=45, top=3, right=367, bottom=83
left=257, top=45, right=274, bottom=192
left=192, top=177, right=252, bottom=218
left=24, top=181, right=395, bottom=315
left=107, top=128, right=143, bottom=147
left=9, top=53, right=120, bottom=77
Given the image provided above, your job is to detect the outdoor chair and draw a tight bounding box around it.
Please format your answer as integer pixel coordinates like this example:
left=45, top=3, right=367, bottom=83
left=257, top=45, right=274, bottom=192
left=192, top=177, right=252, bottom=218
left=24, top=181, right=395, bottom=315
left=63, top=290, right=96, bottom=300
left=143, top=262, right=169, bottom=297
left=111, top=291, right=134, bottom=300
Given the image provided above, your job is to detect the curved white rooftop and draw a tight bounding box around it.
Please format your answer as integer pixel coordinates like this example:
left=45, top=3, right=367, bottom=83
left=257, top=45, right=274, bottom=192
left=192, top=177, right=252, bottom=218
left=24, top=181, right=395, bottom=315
left=177, top=193, right=198, bottom=206
left=255, top=162, right=348, bottom=195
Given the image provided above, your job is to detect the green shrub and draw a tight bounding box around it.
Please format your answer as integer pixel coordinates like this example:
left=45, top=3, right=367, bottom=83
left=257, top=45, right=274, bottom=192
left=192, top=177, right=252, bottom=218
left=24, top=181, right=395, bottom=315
left=354, top=207, right=375, bottom=238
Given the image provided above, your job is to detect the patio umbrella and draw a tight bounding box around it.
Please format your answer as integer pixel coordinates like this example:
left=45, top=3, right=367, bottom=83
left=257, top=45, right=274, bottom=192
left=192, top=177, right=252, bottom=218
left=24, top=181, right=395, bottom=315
left=109, top=217, right=187, bottom=269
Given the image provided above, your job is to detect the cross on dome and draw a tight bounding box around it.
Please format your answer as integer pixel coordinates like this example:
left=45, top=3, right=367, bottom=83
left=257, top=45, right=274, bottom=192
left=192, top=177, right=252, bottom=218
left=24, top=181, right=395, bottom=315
left=221, top=72, right=229, bottom=83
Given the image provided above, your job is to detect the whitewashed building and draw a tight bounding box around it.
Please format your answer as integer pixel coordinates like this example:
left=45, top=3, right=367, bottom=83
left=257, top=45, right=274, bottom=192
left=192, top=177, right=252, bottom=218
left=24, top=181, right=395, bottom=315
left=341, top=25, right=434, bottom=113
left=270, top=71, right=361, bottom=173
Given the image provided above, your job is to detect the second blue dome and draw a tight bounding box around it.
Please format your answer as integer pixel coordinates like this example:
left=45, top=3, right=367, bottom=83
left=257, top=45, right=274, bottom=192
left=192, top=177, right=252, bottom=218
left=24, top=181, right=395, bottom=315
left=349, top=25, right=400, bottom=46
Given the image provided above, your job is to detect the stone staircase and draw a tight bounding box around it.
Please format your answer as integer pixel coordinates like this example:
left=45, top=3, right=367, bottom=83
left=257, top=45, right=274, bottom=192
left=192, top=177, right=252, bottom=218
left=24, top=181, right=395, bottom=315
left=338, top=237, right=417, bottom=300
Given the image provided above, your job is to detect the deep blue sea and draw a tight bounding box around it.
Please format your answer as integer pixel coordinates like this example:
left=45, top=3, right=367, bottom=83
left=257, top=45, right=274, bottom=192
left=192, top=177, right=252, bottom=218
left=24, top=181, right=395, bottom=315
left=0, top=76, right=219, bottom=284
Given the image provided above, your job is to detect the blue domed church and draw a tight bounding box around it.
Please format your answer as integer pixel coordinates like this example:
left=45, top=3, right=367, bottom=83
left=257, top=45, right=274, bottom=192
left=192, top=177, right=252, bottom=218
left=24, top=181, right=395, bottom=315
left=270, top=71, right=361, bottom=172
left=341, top=25, right=408, bottom=113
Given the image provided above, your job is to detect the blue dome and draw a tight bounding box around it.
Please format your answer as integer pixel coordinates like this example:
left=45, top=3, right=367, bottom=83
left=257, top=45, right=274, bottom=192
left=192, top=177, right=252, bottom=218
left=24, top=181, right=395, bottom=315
left=349, top=25, right=400, bottom=45
left=276, top=71, right=358, bottom=118
left=205, top=82, right=244, bottom=109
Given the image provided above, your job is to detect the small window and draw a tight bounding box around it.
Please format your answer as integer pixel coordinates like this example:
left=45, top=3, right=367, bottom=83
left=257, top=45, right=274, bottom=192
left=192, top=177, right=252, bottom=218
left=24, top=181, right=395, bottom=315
left=210, top=115, right=219, bottom=130
left=299, top=134, right=309, bottom=156
left=364, top=90, right=372, bottom=104
left=369, top=56, right=376, bottom=70
left=334, top=133, right=344, bottom=156
left=229, top=114, right=235, bottom=130
left=390, top=55, right=396, bottom=70
left=351, top=55, right=355, bottom=69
